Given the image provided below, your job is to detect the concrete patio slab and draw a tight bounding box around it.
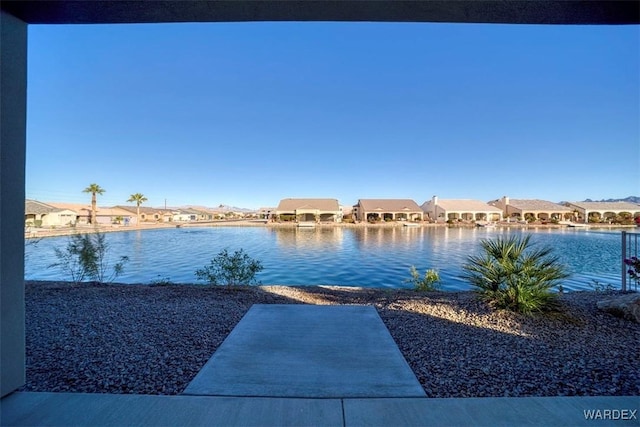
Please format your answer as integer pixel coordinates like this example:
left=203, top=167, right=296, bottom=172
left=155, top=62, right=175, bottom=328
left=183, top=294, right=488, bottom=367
left=1, top=392, right=343, bottom=427
left=183, top=304, right=425, bottom=398
left=343, top=396, right=640, bottom=427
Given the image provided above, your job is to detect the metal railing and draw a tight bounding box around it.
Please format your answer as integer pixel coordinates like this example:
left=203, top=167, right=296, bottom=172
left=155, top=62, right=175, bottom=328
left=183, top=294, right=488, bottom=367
left=621, top=231, right=639, bottom=291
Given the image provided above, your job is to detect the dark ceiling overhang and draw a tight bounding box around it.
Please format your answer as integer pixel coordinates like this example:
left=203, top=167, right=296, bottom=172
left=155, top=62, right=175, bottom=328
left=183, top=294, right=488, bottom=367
left=2, top=1, right=638, bottom=25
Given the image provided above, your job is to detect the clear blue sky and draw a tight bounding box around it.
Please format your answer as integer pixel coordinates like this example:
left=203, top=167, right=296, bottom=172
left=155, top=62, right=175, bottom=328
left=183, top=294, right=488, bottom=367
left=26, top=22, right=639, bottom=209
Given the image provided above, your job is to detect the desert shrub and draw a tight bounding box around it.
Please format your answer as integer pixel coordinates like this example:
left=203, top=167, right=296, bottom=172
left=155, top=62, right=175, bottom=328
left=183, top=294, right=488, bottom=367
left=589, top=279, right=616, bottom=293
left=462, top=235, right=569, bottom=314
left=149, top=275, right=174, bottom=286
left=195, top=248, right=263, bottom=286
left=405, top=266, right=440, bottom=291
left=49, top=232, right=129, bottom=284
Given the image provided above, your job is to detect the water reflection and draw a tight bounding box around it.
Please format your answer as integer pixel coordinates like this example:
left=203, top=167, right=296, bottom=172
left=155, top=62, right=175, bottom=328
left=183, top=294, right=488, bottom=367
left=25, top=226, right=624, bottom=291
left=274, top=227, right=344, bottom=250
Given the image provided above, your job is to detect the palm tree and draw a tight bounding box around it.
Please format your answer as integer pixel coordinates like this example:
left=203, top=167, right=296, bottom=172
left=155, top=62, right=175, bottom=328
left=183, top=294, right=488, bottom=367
left=82, top=183, right=105, bottom=225
left=127, top=193, right=148, bottom=225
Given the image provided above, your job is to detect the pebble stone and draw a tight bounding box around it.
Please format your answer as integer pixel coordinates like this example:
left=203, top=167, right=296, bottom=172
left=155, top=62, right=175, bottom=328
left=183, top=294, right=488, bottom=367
left=21, top=281, right=640, bottom=397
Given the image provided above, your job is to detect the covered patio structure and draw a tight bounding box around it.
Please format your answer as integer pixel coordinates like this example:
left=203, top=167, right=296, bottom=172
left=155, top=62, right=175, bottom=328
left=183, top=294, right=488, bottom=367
left=421, top=196, right=503, bottom=223
left=275, top=198, right=343, bottom=223
left=1, top=2, right=638, bottom=424
left=353, top=199, right=423, bottom=222
left=489, top=197, right=574, bottom=222
left=565, top=201, right=640, bottom=224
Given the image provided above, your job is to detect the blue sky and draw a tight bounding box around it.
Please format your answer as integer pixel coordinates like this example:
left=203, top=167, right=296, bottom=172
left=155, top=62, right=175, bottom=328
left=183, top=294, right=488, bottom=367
left=26, top=22, right=639, bottom=209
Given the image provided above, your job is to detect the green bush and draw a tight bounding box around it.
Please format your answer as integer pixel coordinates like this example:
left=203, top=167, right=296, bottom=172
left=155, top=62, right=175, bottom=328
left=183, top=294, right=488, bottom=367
left=195, top=248, right=263, bottom=286
left=462, top=235, right=569, bottom=314
left=405, top=266, right=441, bottom=291
left=149, top=275, right=174, bottom=286
left=49, top=232, right=129, bottom=284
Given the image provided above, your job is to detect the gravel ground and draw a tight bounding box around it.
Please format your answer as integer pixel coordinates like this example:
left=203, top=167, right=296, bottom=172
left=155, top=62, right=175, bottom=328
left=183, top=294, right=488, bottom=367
left=22, top=281, right=639, bottom=397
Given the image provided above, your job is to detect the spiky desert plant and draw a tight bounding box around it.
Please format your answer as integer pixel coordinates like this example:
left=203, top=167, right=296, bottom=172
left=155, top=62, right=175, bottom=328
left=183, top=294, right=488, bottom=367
left=462, top=235, right=569, bottom=314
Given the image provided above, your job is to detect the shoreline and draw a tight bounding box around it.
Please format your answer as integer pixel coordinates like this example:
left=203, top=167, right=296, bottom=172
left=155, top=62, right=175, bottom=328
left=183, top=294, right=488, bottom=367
left=21, top=281, right=639, bottom=397
left=25, top=220, right=638, bottom=239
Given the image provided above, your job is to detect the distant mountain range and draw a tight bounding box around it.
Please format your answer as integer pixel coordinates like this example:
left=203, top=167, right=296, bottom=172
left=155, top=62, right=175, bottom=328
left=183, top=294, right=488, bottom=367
left=171, top=204, right=256, bottom=213
left=582, top=196, right=640, bottom=204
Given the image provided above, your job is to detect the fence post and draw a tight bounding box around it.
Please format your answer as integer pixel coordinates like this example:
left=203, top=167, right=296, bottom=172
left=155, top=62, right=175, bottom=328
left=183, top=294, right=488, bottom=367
left=621, top=231, right=627, bottom=292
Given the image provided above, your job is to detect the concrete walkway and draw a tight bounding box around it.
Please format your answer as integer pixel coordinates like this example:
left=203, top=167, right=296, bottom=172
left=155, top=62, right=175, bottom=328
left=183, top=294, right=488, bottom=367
left=2, top=305, right=638, bottom=426
left=183, top=304, right=425, bottom=398
left=2, top=392, right=637, bottom=426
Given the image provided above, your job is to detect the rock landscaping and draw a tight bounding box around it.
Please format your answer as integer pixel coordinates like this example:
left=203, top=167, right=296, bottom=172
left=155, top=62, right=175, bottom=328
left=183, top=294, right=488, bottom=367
left=21, top=281, right=639, bottom=398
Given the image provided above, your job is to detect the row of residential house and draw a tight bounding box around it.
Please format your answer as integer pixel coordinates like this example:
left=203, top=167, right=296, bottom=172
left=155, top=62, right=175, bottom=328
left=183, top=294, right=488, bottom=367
left=26, top=196, right=640, bottom=228
left=24, top=200, right=253, bottom=228
left=262, top=197, right=640, bottom=224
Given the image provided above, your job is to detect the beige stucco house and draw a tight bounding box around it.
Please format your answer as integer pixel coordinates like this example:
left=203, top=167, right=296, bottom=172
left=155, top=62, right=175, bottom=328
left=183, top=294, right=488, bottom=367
left=353, top=199, right=423, bottom=222
left=421, top=196, right=503, bottom=222
left=115, top=206, right=173, bottom=222
left=46, top=202, right=92, bottom=224
left=25, top=200, right=77, bottom=227
left=565, top=201, right=640, bottom=223
left=489, top=196, right=573, bottom=221
left=276, top=198, right=343, bottom=222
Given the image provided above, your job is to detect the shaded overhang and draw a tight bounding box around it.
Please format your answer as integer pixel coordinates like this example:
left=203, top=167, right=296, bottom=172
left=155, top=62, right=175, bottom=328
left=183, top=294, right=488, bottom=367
left=2, top=1, right=638, bottom=25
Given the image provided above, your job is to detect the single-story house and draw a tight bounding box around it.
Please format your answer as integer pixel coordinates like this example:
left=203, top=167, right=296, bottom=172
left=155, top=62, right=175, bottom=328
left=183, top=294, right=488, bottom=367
left=258, top=207, right=276, bottom=220
left=276, top=198, right=343, bottom=222
left=115, top=206, right=173, bottom=222
left=489, top=196, right=573, bottom=221
left=172, top=208, right=201, bottom=222
left=93, top=207, right=137, bottom=225
left=564, top=201, right=640, bottom=223
left=25, top=200, right=77, bottom=228
left=353, top=199, right=423, bottom=222
left=46, top=202, right=92, bottom=224
left=421, top=196, right=503, bottom=222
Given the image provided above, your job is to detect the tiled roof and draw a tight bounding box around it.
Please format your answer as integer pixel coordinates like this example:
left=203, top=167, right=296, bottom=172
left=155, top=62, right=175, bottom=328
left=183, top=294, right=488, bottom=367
left=25, top=199, right=62, bottom=215
left=276, top=198, right=340, bottom=212
left=46, top=202, right=90, bottom=214
left=508, top=199, right=572, bottom=211
left=357, top=199, right=422, bottom=212
left=567, top=201, right=640, bottom=211
left=429, top=199, right=503, bottom=212
left=175, top=208, right=201, bottom=215
left=114, top=205, right=173, bottom=214
left=95, top=207, right=135, bottom=216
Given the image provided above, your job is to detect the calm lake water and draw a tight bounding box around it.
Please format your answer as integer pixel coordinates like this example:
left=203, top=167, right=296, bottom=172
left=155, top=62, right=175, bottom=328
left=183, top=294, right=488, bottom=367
left=25, top=226, right=625, bottom=291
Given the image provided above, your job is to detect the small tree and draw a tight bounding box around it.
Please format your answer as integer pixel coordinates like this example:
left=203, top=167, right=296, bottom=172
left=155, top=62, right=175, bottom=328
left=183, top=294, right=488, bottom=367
left=91, top=232, right=129, bottom=282
left=462, top=235, right=569, bottom=314
left=405, top=266, right=440, bottom=291
left=49, top=232, right=129, bottom=284
left=195, top=248, right=263, bottom=286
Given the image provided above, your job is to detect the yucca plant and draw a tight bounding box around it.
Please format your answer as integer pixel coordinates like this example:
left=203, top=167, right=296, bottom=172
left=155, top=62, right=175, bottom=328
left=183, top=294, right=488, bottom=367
left=462, top=235, right=569, bottom=314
